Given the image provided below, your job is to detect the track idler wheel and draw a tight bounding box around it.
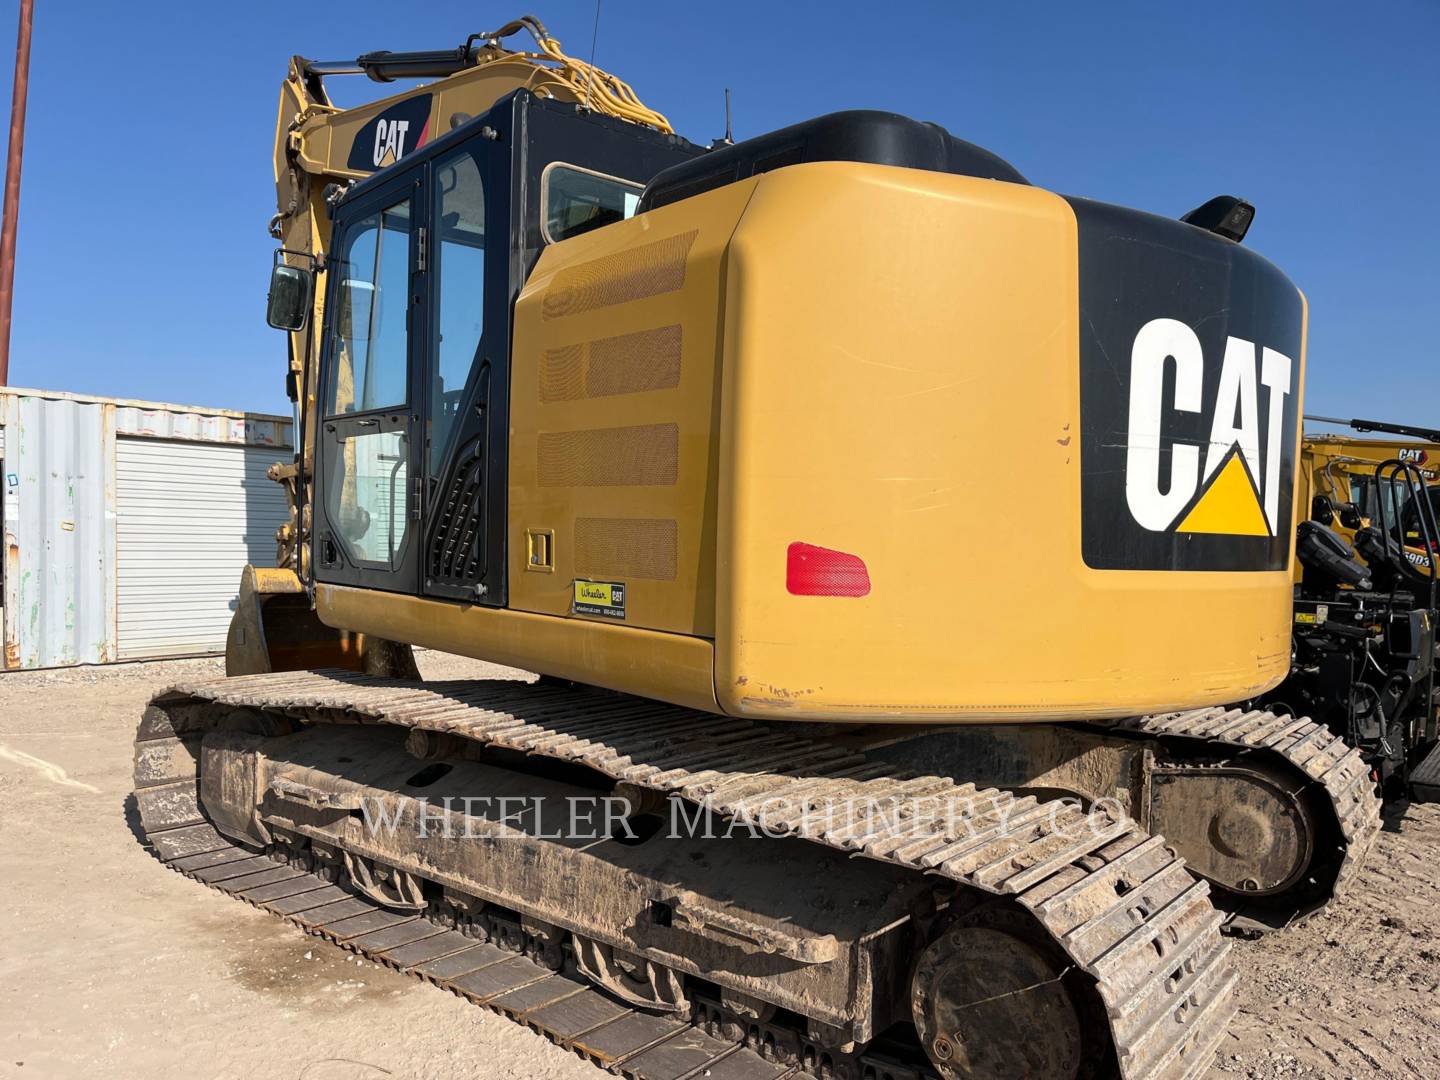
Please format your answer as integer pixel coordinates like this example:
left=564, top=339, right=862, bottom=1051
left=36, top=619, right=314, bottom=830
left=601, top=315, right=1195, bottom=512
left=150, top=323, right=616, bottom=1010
left=911, top=907, right=1103, bottom=1080
left=1148, top=763, right=1314, bottom=899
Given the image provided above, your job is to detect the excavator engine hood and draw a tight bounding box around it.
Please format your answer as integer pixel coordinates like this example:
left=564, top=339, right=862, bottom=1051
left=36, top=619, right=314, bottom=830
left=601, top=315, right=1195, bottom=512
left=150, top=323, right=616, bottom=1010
left=495, top=126, right=1310, bottom=722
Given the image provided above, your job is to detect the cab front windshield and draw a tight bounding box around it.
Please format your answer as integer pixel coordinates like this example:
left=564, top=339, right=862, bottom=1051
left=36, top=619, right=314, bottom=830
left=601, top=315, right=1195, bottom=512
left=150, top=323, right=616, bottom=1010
left=1350, top=473, right=1440, bottom=548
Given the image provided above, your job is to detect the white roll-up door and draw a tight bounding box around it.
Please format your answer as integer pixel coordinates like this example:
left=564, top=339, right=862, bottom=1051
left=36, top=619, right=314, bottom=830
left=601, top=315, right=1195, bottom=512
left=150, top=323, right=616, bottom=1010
left=116, top=437, right=291, bottom=659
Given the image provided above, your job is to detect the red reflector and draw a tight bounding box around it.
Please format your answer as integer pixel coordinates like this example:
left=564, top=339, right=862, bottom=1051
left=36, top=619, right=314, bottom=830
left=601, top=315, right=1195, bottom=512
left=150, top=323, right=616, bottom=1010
left=786, top=542, right=871, bottom=597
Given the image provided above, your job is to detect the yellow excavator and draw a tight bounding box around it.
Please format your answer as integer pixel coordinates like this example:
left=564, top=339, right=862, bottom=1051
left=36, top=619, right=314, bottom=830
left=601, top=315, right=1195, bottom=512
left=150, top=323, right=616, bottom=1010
left=1261, top=418, right=1440, bottom=799
left=132, top=17, right=1382, bottom=1080
left=1300, top=418, right=1440, bottom=558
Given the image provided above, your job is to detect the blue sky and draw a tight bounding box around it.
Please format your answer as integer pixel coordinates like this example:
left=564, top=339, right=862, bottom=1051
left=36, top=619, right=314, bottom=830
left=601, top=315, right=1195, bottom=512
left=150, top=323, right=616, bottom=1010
left=2, top=1, right=1436, bottom=423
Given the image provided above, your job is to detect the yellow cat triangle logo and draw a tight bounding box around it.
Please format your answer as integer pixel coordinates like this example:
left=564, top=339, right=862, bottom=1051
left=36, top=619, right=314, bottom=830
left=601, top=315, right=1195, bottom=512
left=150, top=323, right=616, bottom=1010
left=1176, top=452, right=1271, bottom=536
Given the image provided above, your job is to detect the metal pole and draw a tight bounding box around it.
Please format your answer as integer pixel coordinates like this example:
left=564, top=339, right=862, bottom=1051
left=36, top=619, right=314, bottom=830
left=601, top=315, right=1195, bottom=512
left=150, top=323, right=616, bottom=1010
left=0, top=0, right=34, bottom=385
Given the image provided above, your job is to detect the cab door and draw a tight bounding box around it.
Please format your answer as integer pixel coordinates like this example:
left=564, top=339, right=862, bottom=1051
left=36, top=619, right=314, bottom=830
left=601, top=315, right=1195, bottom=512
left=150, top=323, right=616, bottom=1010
left=313, top=170, right=427, bottom=593
left=419, top=143, right=502, bottom=604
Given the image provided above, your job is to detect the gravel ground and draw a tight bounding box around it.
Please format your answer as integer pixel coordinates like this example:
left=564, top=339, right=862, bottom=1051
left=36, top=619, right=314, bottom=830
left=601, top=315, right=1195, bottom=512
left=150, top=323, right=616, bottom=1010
left=1, top=654, right=1437, bottom=1079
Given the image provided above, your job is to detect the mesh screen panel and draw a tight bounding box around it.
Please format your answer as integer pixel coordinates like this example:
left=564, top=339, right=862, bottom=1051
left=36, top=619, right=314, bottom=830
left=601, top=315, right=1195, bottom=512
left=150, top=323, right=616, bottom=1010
left=537, top=344, right=584, bottom=403
left=542, top=231, right=698, bottom=320
left=536, top=424, right=679, bottom=487
left=539, top=325, right=683, bottom=404
left=574, top=517, right=678, bottom=581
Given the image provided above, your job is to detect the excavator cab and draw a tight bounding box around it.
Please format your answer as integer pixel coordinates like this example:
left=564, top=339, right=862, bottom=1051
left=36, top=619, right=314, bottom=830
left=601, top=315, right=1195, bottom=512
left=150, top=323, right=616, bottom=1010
left=307, top=93, right=693, bottom=606
left=234, top=92, right=697, bottom=675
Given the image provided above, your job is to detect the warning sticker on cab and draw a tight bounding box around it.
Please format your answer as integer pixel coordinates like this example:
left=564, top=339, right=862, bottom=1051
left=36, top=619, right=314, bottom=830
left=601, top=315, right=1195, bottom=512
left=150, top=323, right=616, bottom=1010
left=573, top=580, right=626, bottom=620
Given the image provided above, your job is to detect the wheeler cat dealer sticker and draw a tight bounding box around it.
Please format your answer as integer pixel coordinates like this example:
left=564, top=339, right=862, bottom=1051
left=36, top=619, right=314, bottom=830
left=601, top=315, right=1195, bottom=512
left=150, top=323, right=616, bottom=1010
left=573, top=580, right=626, bottom=619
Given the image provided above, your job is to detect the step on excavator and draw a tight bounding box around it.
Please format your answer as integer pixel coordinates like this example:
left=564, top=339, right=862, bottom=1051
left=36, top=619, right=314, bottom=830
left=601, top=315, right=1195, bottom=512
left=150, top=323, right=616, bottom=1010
left=132, top=16, right=1382, bottom=1080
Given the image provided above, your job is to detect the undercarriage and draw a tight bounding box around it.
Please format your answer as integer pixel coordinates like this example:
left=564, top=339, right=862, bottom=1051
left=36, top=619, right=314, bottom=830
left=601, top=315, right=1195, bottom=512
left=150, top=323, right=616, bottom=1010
left=133, top=670, right=1252, bottom=1080
left=845, top=710, right=1380, bottom=933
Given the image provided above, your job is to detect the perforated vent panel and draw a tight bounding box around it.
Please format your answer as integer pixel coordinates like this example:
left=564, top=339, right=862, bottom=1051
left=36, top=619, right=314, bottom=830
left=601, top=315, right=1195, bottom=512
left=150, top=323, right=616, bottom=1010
left=537, top=424, right=679, bottom=487
left=538, top=344, right=584, bottom=403
left=542, top=231, right=698, bottom=320
left=540, top=325, right=683, bottom=403
left=575, top=517, right=679, bottom=581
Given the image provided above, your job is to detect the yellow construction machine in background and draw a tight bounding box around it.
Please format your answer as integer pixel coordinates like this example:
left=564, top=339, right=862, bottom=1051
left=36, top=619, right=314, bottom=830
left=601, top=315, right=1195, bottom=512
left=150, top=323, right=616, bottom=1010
left=1300, top=417, right=1440, bottom=559
left=1265, top=416, right=1440, bottom=799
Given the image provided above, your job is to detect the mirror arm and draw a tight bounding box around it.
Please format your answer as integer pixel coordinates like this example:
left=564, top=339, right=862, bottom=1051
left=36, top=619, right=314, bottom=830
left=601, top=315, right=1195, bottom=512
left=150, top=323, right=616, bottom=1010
left=276, top=247, right=322, bottom=269
left=273, top=247, right=326, bottom=279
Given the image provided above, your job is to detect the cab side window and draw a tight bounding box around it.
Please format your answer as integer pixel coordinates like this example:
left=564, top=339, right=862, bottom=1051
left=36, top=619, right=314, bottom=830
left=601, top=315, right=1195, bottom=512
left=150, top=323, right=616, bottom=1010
left=324, top=202, right=413, bottom=416
left=542, top=164, right=641, bottom=244
left=430, top=151, right=486, bottom=472
left=321, top=195, right=414, bottom=568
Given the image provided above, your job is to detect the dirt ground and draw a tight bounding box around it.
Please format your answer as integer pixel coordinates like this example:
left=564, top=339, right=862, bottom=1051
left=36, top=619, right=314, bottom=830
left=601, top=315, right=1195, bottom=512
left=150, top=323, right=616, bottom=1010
left=1, top=655, right=1436, bottom=1080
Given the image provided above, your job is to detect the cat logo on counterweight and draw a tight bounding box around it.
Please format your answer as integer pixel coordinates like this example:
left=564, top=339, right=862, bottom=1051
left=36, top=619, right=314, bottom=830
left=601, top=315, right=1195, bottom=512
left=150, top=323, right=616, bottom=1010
left=1072, top=196, right=1304, bottom=572
left=1125, top=318, right=1293, bottom=539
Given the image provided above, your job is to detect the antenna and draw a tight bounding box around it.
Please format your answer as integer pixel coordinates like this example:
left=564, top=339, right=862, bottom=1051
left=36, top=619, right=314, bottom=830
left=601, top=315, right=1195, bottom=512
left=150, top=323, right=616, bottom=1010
left=583, top=0, right=601, bottom=112
left=711, top=88, right=733, bottom=147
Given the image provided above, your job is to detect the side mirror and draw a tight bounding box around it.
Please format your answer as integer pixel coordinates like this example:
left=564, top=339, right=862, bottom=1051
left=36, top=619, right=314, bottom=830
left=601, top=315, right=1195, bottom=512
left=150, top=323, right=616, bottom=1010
left=266, top=263, right=313, bottom=331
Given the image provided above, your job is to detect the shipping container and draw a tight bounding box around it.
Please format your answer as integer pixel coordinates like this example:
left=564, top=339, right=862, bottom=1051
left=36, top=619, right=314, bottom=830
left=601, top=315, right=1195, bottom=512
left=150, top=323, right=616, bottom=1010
left=0, top=387, right=293, bottom=669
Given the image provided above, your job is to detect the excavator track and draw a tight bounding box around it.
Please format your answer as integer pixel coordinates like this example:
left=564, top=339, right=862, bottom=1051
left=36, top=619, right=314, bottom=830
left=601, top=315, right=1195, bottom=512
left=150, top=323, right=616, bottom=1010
left=854, top=707, right=1382, bottom=935
left=1098, top=708, right=1381, bottom=930
left=134, top=670, right=1241, bottom=1080
left=139, top=823, right=810, bottom=1080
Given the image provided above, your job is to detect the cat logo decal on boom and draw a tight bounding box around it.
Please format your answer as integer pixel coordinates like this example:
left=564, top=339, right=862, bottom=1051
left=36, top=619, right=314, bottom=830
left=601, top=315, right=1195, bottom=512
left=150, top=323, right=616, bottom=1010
left=346, top=95, right=433, bottom=172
